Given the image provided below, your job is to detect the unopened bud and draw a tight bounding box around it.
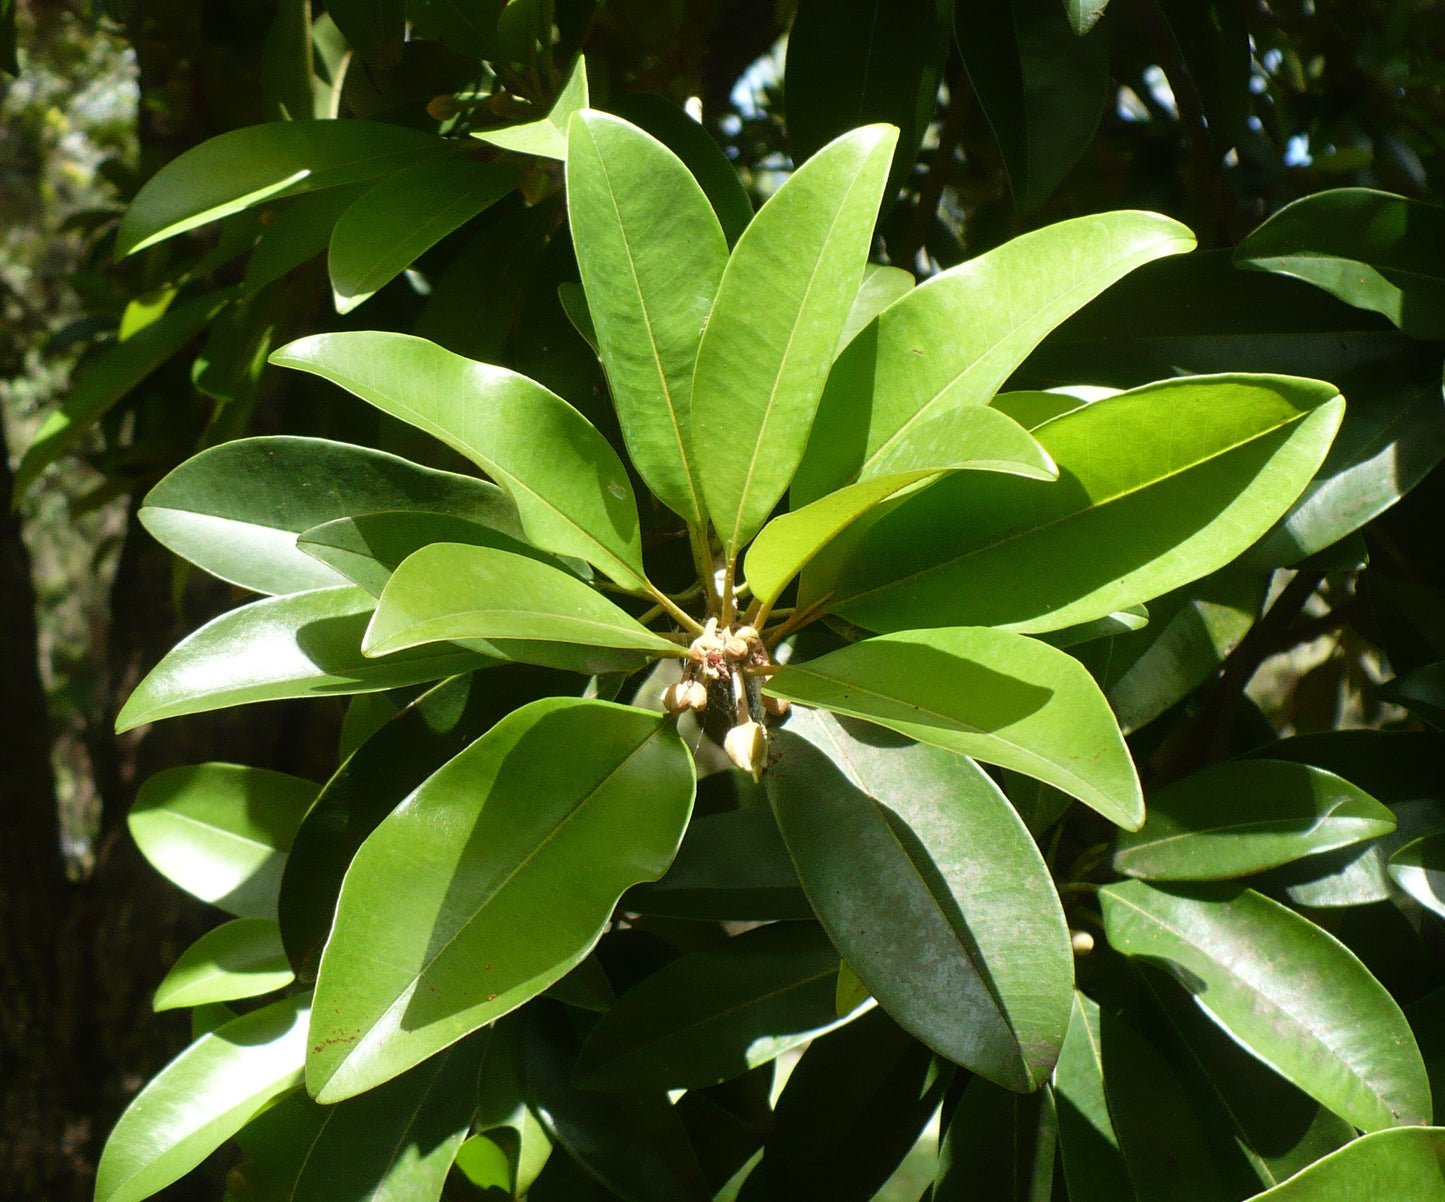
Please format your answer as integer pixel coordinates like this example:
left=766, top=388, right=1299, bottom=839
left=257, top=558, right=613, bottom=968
left=763, top=693, right=790, bottom=717
left=724, top=633, right=750, bottom=658
left=724, top=720, right=769, bottom=780
left=662, top=681, right=692, bottom=713
left=1070, top=930, right=1095, bottom=956
left=734, top=625, right=759, bottom=644
left=682, top=679, right=708, bottom=711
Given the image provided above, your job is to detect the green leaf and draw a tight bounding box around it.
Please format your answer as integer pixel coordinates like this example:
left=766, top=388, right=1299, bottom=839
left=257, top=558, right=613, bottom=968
left=326, top=0, right=405, bottom=66
left=270, top=332, right=648, bottom=588
left=288, top=1034, right=487, bottom=1200
left=1052, top=994, right=1134, bottom=1202
left=1113, top=760, right=1395, bottom=881
left=154, top=919, right=294, bottom=1011
left=328, top=157, right=517, bottom=312
left=742, top=1007, right=950, bottom=1202
left=784, top=0, right=952, bottom=198
left=308, top=697, right=695, bottom=1101
left=792, top=210, right=1194, bottom=505
left=765, top=626, right=1143, bottom=828
left=1062, top=0, right=1108, bottom=35
left=406, top=0, right=507, bottom=59
left=814, top=375, right=1344, bottom=635
left=139, top=435, right=520, bottom=596
left=473, top=54, right=588, bottom=159
left=622, top=807, right=810, bottom=921
left=115, top=120, right=451, bottom=257
left=0, top=0, right=17, bottom=76
left=261, top=0, right=313, bottom=121
left=298, top=509, right=574, bottom=598
left=567, top=110, right=728, bottom=527
left=1101, top=881, right=1432, bottom=1132
left=1384, top=659, right=1445, bottom=730
left=691, top=124, right=898, bottom=555
left=364, top=543, right=680, bottom=672
left=838, top=263, right=915, bottom=353
left=129, top=763, right=317, bottom=918
left=95, top=993, right=309, bottom=1202
left=607, top=94, right=753, bottom=246
left=13, top=290, right=233, bottom=502
left=934, top=1076, right=1056, bottom=1202
left=767, top=710, right=1073, bottom=1090
left=1234, top=188, right=1445, bottom=339
left=574, top=923, right=851, bottom=1092
left=956, top=0, right=1108, bottom=211
left=1388, top=834, right=1445, bottom=919
left=115, top=586, right=491, bottom=732
left=242, top=184, right=367, bottom=294
left=1245, top=1128, right=1445, bottom=1200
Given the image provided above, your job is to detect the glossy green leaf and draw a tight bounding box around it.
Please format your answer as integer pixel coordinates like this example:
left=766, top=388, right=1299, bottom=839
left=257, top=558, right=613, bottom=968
left=1384, top=659, right=1445, bottom=730
left=298, top=508, right=575, bottom=598
left=813, top=375, right=1344, bottom=635
left=116, top=586, right=490, bottom=732
left=741, top=1007, right=949, bottom=1202
left=1235, top=188, right=1445, bottom=339
left=567, top=110, right=727, bottom=526
left=13, top=290, right=233, bottom=501
left=95, top=993, right=309, bottom=1202
left=364, top=543, right=679, bottom=672
left=838, top=263, right=915, bottom=353
left=767, top=710, right=1073, bottom=1089
left=473, top=54, right=587, bottom=159
left=115, top=120, right=451, bottom=257
left=242, top=184, right=367, bottom=294
left=765, top=626, right=1143, bottom=828
left=261, top=0, right=312, bottom=121
left=574, top=922, right=851, bottom=1092
left=691, top=124, right=898, bottom=555
left=129, top=763, right=317, bottom=918
left=1101, top=881, right=1432, bottom=1132
left=1114, top=759, right=1395, bottom=881
left=154, top=918, right=294, bottom=1011
left=139, top=435, right=520, bottom=596
left=1246, top=1128, right=1445, bottom=1200
left=288, top=1034, right=486, bottom=1200
left=308, top=697, right=695, bottom=1101
left=1052, top=994, right=1134, bottom=1202
left=956, top=0, right=1108, bottom=211
left=748, top=411, right=1055, bottom=610
left=270, top=332, right=647, bottom=588
left=227, top=1090, right=326, bottom=1201
left=622, top=807, right=810, bottom=921
left=934, top=1076, right=1056, bottom=1202
left=328, top=157, right=517, bottom=312
left=607, top=93, right=753, bottom=247
left=785, top=0, right=951, bottom=197
left=1063, top=0, right=1108, bottom=34
left=792, top=211, right=1194, bottom=505
left=1388, top=834, right=1445, bottom=919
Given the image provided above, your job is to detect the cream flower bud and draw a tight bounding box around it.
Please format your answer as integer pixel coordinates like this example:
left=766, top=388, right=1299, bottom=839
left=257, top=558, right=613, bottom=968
left=763, top=693, right=790, bottom=717
left=683, top=679, right=709, bottom=711
left=724, top=633, right=751, bottom=658
left=662, top=681, right=693, bottom=713
left=724, top=720, right=769, bottom=780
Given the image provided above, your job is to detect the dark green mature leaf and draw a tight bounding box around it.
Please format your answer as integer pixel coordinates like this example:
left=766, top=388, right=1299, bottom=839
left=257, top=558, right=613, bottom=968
left=934, top=1076, right=1056, bottom=1201
left=1384, top=659, right=1445, bottom=730
left=793, top=211, right=1192, bottom=505
left=691, top=124, right=898, bottom=556
left=1245, top=1128, right=1445, bottom=1200
left=13, top=290, right=233, bottom=502
left=956, top=0, right=1108, bottom=211
left=242, top=184, right=369, bottom=294
left=785, top=0, right=951, bottom=197
left=1052, top=994, right=1134, bottom=1202
left=129, top=763, right=317, bottom=918
left=574, top=923, right=849, bottom=1092
left=767, top=710, right=1073, bottom=1089
left=139, top=435, right=520, bottom=596
left=308, top=698, right=695, bottom=1102
left=115, top=120, right=451, bottom=257
left=327, top=0, right=405, bottom=66
left=765, top=626, right=1143, bottom=827
left=1114, top=760, right=1395, bottom=881
left=740, top=1007, right=949, bottom=1202
left=328, top=157, right=517, bottom=312
left=1062, top=0, right=1108, bottom=35
left=1389, top=834, right=1445, bottom=920
left=228, top=1090, right=326, bottom=1200
left=812, top=375, right=1343, bottom=635
left=95, top=993, right=309, bottom=1202
left=1235, top=188, right=1445, bottom=339
left=567, top=110, right=727, bottom=527
left=406, top=0, right=507, bottom=58
left=364, top=543, right=679, bottom=673
left=153, top=919, right=294, bottom=1011
left=472, top=54, right=588, bottom=160
left=261, top=0, right=313, bottom=122
left=1101, top=881, right=1432, bottom=1132
left=115, top=586, right=491, bottom=732
left=608, top=94, right=753, bottom=246
left=271, top=332, right=648, bottom=588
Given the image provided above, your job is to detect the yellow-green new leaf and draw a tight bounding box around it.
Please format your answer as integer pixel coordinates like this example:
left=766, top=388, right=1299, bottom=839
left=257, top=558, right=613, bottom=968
left=691, top=124, right=898, bottom=555
left=472, top=54, right=587, bottom=160
left=270, top=332, right=647, bottom=588
left=567, top=110, right=727, bottom=527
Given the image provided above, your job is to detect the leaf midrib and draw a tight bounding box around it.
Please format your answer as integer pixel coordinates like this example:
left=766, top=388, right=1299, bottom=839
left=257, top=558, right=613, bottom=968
left=1118, top=802, right=1386, bottom=861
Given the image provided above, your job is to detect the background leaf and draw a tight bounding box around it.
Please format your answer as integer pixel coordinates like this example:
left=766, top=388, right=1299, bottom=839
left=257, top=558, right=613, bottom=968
left=153, top=918, right=294, bottom=1011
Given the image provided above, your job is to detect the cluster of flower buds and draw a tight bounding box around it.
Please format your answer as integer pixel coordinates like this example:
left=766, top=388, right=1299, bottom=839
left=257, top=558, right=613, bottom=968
left=663, top=618, right=787, bottom=779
